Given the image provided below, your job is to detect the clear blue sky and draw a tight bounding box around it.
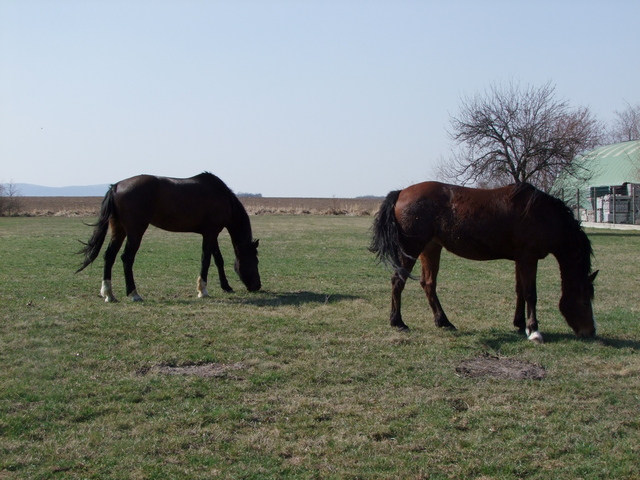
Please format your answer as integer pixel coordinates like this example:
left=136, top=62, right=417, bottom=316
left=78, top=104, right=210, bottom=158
left=1, top=1, right=638, bottom=197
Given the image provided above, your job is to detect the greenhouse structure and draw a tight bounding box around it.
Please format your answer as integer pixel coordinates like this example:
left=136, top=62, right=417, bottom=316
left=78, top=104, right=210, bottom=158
left=555, top=140, right=640, bottom=225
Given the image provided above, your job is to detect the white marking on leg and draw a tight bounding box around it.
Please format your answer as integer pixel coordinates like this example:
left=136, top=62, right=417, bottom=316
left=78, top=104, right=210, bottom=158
left=197, top=276, right=209, bottom=298
left=100, top=280, right=118, bottom=303
left=527, top=331, right=544, bottom=344
left=100, top=280, right=110, bottom=298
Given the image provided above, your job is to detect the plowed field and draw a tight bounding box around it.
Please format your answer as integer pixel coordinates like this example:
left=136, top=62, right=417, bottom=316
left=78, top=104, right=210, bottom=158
left=16, top=196, right=382, bottom=217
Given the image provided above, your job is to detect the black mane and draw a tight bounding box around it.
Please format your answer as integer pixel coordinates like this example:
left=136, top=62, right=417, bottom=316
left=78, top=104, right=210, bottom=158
left=512, top=182, right=593, bottom=276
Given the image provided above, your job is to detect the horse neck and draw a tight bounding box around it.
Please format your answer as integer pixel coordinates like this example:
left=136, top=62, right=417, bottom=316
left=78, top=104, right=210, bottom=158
left=553, top=229, right=591, bottom=293
left=225, top=199, right=253, bottom=250
left=556, top=254, right=583, bottom=293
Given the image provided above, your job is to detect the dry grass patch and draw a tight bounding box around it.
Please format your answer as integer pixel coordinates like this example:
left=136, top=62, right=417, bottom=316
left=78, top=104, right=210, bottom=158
left=145, top=362, right=247, bottom=378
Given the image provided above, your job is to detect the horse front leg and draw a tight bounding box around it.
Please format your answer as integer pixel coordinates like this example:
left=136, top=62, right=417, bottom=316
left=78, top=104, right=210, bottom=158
left=419, top=243, right=456, bottom=329
left=213, top=244, right=233, bottom=292
left=199, top=235, right=232, bottom=294
left=516, top=259, right=543, bottom=343
left=513, top=263, right=526, bottom=332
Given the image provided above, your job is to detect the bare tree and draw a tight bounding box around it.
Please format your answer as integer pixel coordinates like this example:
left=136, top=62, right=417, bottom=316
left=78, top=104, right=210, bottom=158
left=609, top=101, right=640, bottom=143
left=0, top=183, right=5, bottom=215
left=0, top=181, right=22, bottom=216
left=441, top=81, right=604, bottom=191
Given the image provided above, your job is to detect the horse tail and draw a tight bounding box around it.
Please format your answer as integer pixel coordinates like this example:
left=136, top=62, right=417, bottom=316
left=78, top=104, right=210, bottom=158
left=369, top=190, right=412, bottom=278
left=76, top=186, right=116, bottom=273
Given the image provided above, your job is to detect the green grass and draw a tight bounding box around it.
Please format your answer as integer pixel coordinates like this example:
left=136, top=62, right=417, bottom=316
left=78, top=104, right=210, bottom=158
left=1, top=216, right=639, bottom=479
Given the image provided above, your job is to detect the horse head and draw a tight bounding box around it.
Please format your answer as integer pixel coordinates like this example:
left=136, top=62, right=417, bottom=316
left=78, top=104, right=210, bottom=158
left=234, top=239, right=261, bottom=292
left=559, top=270, right=598, bottom=338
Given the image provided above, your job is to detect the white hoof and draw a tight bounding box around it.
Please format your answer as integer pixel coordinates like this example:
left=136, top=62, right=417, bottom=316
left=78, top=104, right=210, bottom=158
left=527, top=331, right=544, bottom=344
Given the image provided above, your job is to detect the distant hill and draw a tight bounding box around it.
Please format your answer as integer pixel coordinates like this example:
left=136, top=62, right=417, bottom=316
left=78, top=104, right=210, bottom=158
left=14, top=184, right=110, bottom=197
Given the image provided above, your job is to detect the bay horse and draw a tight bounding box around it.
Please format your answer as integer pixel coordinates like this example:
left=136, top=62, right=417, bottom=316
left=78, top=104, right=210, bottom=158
left=370, top=181, right=598, bottom=343
left=77, top=172, right=261, bottom=302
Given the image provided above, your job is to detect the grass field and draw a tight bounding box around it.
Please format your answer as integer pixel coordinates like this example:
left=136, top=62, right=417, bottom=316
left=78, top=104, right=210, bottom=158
left=1, top=215, right=639, bottom=479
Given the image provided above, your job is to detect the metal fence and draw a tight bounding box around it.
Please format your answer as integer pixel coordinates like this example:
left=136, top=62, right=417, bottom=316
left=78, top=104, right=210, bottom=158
left=558, top=183, right=640, bottom=225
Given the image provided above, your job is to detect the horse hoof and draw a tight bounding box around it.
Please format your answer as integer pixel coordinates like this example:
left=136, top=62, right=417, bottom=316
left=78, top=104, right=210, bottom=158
left=104, top=296, right=118, bottom=303
left=436, top=322, right=457, bottom=330
left=393, top=324, right=410, bottom=332
left=129, top=291, right=144, bottom=302
left=442, top=324, right=457, bottom=330
left=527, top=331, right=544, bottom=344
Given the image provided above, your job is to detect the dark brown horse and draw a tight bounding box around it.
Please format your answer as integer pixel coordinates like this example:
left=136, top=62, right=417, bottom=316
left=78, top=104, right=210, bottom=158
left=370, top=181, right=597, bottom=342
left=77, top=172, right=261, bottom=302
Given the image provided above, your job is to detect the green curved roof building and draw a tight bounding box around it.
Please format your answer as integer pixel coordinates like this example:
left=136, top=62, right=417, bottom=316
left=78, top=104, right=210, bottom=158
left=555, top=140, right=640, bottom=224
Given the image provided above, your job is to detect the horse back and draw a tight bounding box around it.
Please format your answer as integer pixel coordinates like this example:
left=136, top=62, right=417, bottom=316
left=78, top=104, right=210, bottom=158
left=395, top=182, right=556, bottom=261
left=112, top=174, right=235, bottom=234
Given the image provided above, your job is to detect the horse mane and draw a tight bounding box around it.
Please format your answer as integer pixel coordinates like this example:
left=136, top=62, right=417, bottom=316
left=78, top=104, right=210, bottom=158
left=195, top=171, right=232, bottom=191
left=196, top=172, right=255, bottom=245
left=511, top=182, right=593, bottom=275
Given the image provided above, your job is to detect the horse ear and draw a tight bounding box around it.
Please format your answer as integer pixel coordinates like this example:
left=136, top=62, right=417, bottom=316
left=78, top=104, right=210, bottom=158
left=253, top=239, right=260, bottom=248
left=589, top=270, right=599, bottom=283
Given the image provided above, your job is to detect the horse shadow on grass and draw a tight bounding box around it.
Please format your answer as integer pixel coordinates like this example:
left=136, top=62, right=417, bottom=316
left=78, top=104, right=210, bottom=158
left=532, top=332, right=640, bottom=350
left=222, top=290, right=361, bottom=307
left=454, top=328, right=640, bottom=351
left=455, top=329, right=530, bottom=351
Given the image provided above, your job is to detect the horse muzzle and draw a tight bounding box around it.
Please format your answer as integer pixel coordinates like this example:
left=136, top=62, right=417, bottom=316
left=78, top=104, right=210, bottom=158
left=575, top=324, right=596, bottom=338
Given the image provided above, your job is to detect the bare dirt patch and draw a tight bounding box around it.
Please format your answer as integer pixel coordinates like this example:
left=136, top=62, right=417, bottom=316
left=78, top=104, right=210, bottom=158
left=456, top=354, right=546, bottom=380
left=143, top=362, right=246, bottom=378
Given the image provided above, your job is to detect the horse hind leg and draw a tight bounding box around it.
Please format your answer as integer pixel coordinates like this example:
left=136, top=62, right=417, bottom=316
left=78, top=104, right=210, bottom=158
left=419, top=243, right=456, bottom=330
left=197, top=236, right=213, bottom=297
left=389, top=253, right=418, bottom=330
left=101, top=226, right=125, bottom=302
left=390, top=271, right=410, bottom=330
left=121, top=233, right=144, bottom=302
